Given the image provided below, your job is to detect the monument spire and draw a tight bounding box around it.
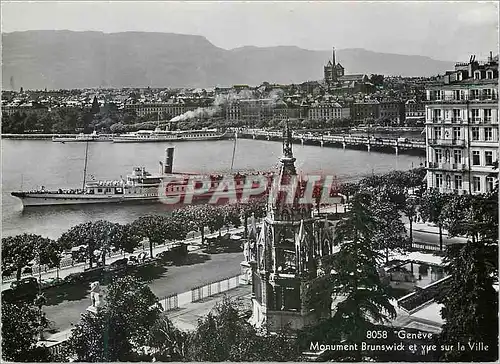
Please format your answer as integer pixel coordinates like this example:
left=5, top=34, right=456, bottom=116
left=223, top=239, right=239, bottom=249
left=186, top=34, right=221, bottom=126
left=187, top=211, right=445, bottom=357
left=282, top=119, right=294, bottom=159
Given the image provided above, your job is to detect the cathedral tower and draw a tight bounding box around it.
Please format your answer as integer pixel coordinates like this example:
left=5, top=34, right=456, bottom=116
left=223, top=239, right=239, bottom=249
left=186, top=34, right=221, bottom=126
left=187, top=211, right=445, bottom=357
left=324, top=47, right=345, bottom=85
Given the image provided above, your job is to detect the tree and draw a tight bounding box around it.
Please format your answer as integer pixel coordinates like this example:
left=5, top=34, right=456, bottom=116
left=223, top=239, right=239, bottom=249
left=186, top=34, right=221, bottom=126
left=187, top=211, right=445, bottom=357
left=436, top=242, right=498, bottom=361
left=2, top=302, right=50, bottom=362
left=205, top=205, right=225, bottom=238
left=187, top=296, right=299, bottom=361
left=338, top=182, right=359, bottom=202
left=369, top=74, right=384, bottom=86
left=402, top=193, right=419, bottom=241
left=221, top=203, right=242, bottom=232
left=2, top=234, right=62, bottom=281
left=419, top=189, right=449, bottom=251
left=175, top=205, right=222, bottom=244
left=436, top=188, right=498, bottom=361
left=239, top=197, right=267, bottom=238
left=371, top=187, right=407, bottom=263
left=130, top=215, right=170, bottom=258
left=303, top=192, right=396, bottom=361
left=67, top=276, right=162, bottom=362
left=117, top=223, right=143, bottom=256
left=145, top=316, right=190, bottom=361
left=58, top=221, right=127, bottom=268
left=441, top=191, right=498, bottom=243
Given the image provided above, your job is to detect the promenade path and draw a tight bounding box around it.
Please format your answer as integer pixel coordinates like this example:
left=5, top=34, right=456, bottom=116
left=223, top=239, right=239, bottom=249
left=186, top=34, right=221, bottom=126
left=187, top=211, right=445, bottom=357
left=42, top=250, right=245, bottom=333
left=2, top=226, right=246, bottom=292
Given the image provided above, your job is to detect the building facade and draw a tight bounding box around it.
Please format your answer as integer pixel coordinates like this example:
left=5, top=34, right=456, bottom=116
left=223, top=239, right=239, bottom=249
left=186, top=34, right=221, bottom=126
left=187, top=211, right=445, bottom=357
left=405, top=99, right=425, bottom=126
left=351, top=100, right=380, bottom=124
left=425, top=53, right=499, bottom=194
left=123, top=98, right=214, bottom=119
left=379, top=100, right=405, bottom=125
left=308, top=101, right=350, bottom=121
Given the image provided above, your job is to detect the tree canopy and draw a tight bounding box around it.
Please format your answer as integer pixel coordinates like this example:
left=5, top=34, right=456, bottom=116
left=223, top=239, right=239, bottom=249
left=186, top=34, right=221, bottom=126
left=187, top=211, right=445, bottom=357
left=67, top=276, right=162, bottom=362
left=2, top=234, right=62, bottom=280
left=2, top=302, right=50, bottom=362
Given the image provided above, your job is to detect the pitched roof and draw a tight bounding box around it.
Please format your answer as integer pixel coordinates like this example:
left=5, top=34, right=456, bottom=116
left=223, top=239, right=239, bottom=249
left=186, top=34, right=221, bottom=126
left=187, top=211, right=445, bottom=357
left=338, top=74, right=366, bottom=82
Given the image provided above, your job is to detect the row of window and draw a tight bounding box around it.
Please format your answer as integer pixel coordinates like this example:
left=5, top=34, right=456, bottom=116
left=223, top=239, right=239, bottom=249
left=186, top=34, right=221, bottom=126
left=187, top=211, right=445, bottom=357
left=430, top=108, right=494, bottom=122
left=433, top=149, right=496, bottom=166
left=434, top=174, right=496, bottom=193
left=428, top=88, right=497, bottom=101
left=431, top=126, right=496, bottom=141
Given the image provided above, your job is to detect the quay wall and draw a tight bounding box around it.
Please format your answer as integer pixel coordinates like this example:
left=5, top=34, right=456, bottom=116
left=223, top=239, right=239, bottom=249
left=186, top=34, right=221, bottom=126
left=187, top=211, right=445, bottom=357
left=2, top=134, right=73, bottom=140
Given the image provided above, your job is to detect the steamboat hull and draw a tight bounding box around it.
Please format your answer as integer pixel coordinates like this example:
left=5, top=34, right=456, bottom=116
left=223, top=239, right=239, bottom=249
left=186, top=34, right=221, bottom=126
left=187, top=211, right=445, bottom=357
left=11, top=189, right=268, bottom=207
left=53, top=138, right=111, bottom=143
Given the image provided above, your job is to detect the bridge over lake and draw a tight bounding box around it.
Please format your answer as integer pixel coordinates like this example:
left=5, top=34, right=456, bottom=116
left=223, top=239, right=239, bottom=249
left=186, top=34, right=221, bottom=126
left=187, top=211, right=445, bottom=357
left=237, top=129, right=426, bottom=156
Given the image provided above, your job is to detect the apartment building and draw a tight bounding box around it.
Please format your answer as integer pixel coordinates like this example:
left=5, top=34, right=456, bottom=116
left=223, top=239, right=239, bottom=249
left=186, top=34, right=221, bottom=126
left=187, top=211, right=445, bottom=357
left=351, top=100, right=380, bottom=124
left=379, top=100, right=405, bottom=124
left=308, top=101, right=350, bottom=121
left=405, top=99, right=425, bottom=126
left=425, top=53, right=498, bottom=194
left=124, top=98, right=214, bottom=118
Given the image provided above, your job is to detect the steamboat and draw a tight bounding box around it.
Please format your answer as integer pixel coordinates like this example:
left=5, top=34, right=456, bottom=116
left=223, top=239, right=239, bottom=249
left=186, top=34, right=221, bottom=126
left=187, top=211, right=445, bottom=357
left=112, top=128, right=228, bottom=143
left=52, top=131, right=113, bottom=143
left=11, top=147, right=273, bottom=207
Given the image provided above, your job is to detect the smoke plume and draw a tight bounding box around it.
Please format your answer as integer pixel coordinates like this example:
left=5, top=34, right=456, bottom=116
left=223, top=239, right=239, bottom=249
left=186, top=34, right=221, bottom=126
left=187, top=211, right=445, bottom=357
left=170, top=88, right=283, bottom=122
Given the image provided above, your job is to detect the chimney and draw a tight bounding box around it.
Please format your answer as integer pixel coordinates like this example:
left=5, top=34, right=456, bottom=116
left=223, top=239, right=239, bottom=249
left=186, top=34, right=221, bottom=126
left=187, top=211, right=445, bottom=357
left=164, top=147, right=174, bottom=174
left=332, top=47, right=336, bottom=65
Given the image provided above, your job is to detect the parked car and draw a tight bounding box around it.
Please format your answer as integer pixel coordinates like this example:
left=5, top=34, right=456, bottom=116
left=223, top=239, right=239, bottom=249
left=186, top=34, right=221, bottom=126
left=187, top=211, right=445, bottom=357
left=397, top=137, right=409, bottom=143
left=109, top=258, right=128, bottom=270
left=128, top=255, right=139, bottom=265
left=11, top=277, right=39, bottom=291
left=3, top=277, right=40, bottom=303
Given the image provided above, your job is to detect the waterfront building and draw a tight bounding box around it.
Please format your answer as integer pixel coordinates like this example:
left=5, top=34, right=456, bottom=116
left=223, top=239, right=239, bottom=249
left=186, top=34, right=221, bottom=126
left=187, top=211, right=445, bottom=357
left=379, top=99, right=405, bottom=125
left=2, top=102, right=49, bottom=116
left=225, top=100, right=241, bottom=123
left=248, top=123, right=341, bottom=332
left=425, top=53, right=499, bottom=194
left=405, top=99, right=426, bottom=126
left=272, top=100, right=288, bottom=122
left=123, top=98, right=214, bottom=119
left=239, top=99, right=275, bottom=126
left=351, top=100, right=380, bottom=124
left=307, top=101, right=350, bottom=122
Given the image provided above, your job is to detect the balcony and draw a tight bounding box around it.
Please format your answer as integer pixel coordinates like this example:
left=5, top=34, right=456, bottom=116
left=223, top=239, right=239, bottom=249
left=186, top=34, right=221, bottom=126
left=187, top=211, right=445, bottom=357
left=427, top=162, right=466, bottom=171
left=468, top=94, right=498, bottom=103
left=451, top=163, right=467, bottom=170
left=427, top=94, right=497, bottom=103
left=426, top=118, right=444, bottom=124
left=428, top=139, right=466, bottom=146
left=427, top=96, right=466, bottom=104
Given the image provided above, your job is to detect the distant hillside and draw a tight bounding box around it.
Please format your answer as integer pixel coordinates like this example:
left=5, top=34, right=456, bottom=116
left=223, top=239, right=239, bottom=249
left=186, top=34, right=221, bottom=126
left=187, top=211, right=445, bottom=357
left=2, top=31, right=455, bottom=89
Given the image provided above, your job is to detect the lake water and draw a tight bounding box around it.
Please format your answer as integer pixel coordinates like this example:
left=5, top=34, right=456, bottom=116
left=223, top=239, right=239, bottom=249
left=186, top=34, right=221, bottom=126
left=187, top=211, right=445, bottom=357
left=2, top=139, right=424, bottom=239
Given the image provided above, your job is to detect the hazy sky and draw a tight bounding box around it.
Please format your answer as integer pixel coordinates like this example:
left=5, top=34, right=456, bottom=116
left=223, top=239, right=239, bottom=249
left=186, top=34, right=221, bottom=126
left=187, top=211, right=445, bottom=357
left=2, top=1, right=498, bottom=61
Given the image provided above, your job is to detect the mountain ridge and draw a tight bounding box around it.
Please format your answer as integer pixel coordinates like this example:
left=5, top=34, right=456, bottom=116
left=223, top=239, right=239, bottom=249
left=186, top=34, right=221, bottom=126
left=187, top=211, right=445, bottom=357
left=2, top=30, right=455, bottom=89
